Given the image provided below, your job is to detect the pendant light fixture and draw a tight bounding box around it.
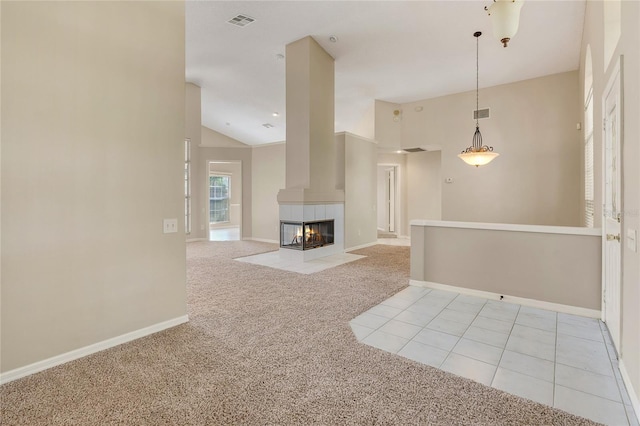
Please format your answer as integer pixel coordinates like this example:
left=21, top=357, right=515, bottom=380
left=458, top=31, right=499, bottom=167
left=485, top=0, right=524, bottom=48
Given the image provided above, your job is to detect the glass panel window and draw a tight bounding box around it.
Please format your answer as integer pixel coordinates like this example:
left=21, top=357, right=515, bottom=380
left=209, top=175, right=230, bottom=223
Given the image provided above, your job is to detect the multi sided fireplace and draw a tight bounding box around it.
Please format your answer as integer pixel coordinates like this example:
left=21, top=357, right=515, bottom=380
left=280, top=220, right=334, bottom=250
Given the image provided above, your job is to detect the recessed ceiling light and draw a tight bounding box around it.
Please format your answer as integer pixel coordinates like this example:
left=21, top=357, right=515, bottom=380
left=396, top=150, right=403, bottom=154
left=227, top=14, right=255, bottom=27
left=329, top=35, right=338, bottom=43
left=272, top=112, right=279, bottom=117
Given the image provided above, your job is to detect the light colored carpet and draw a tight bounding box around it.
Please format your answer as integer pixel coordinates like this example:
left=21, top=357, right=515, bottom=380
left=0, top=241, right=598, bottom=425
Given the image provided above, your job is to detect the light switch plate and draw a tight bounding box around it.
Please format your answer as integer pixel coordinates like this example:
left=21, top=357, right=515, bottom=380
left=627, top=229, right=637, bottom=252
left=163, top=218, right=178, bottom=234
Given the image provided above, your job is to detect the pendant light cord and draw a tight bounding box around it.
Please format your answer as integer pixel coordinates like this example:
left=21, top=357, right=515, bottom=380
left=476, top=33, right=479, bottom=129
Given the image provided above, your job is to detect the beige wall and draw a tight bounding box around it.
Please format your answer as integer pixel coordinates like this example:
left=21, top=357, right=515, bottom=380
left=209, top=162, right=242, bottom=228
left=251, top=144, right=285, bottom=242
left=392, top=72, right=582, bottom=227
left=407, top=151, right=442, bottom=224
left=340, top=133, right=378, bottom=250
left=1, top=1, right=187, bottom=372
left=375, top=100, right=402, bottom=149
left=582, top=0, right=640, bottom=409
left=411, top=225, right=602, bottom=311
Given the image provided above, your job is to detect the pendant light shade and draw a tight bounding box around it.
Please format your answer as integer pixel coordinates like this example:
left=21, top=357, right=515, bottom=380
left=486, top=0, right=524, bottom=48
left=458, top=31, right=499, bottom=167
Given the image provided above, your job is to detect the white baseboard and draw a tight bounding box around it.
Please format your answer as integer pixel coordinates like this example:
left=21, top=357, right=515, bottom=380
left=398, top=235, right=410, bottom=240
left=0, top=315, right=189, bottom=385
left=244, top=237, right=279, bottom=244
left=346, top=241, right=378, bottom=252
left=186, top=238, right=207, bottom=243
left=620, top=359, right=640, bottom=423
left=409, top=280, right=601, bottom=318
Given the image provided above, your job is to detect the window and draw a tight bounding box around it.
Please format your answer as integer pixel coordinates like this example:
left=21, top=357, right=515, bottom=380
left=184, top=139, right=191, bottom=234
left=584, top=86, right=595, bottom=227
left=210, top=174, right=230, bottom=223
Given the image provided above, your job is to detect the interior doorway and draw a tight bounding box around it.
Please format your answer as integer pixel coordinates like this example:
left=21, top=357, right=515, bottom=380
left=208, top=161, right=242, bottom=241
left=377, top=164, right=399, bottom=236
left=602, top=57, right=622, bottom=351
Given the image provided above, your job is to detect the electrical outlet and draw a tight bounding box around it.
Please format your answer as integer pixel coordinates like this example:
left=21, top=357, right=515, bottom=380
left=163, top=218, right=178, bottom=234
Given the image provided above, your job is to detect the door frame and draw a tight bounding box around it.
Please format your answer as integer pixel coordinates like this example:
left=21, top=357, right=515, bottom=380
left=601, top=55, right=624, bottom=351
left=378, top=163, right=402, bottom=236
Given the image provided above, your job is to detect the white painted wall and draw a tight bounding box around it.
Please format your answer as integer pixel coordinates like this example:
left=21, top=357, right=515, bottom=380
left=407, top=151, right=442, bottom=223
left=1, top=1, right=187, bottom=372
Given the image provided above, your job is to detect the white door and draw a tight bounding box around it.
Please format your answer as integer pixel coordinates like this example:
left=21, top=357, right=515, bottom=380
left=386, top=168, right=396, bottom=233
left=603, top=59, right=622, bottom=351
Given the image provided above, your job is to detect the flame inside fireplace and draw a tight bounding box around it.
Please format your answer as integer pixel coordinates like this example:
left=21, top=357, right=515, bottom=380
left=281, top=220, right=334, bottom=250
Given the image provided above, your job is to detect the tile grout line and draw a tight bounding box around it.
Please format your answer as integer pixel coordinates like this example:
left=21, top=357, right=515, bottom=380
left=489, top=303, right=522, bottom=388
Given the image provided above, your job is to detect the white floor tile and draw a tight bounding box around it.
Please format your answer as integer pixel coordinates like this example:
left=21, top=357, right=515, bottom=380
left=350, top=312, right=389, bottom=329
left=446, top=300, right=485, bottom=315
left=349, top=323, right=375, bottom=341
left=554, top=385, right=629, bottom=426
left=435, top=308, right=477, bottom=326
left=558, top=312, right=601, bottom=329
left=453, top=294, right=488, bottom=306
left=425, top=317, right=469, bottom=336
left=380, top=296, right=416, bottom=310
left=393, top=310, right=435, bottom=327
left=398, top=340, right=449, bottom=368
left=556, top=334, right=613, bottom=377
left=558, top=321, right=605, bottom=342
left=478, top=303, right=519, bottom=322
left=515, top=311, right=557, bottom=332
left=499, top=350, right=555, bottom=382
left=361, top=330, right=409, bottom=354
left=406, top=300, right=448, bottom=316
left=555, top=363, right=622, bottom=402
left=505, top=335, right=555, bottom=361
left=348, top=286, right=636, bottom=426
left=440, top=353, right=497, bottom=386
left=471, top=316, right=514, bottom=334
left=378, top=319, right=423, bottom=340
left=452, top=338, right=503, bottom=365
left=510, top=324, right=556, bottom=346
left=492, top=367, right=554, bottom=406
left=463, top=326, right=510, bottom=348
left=367, top=304, right=404, bottom=319
left=412, top=328, right=460, bottom=352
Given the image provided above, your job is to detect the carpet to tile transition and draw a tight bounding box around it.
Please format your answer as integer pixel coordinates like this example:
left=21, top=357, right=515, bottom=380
left=0, top=241, right=598, bottom=425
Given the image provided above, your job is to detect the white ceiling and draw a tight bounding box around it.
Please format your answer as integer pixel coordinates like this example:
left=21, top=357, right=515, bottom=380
left=186, top=1, right=586, bottom=146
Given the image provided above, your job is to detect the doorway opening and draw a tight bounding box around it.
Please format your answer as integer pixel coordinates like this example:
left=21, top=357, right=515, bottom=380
left=209, top=161, right=242, bottom=241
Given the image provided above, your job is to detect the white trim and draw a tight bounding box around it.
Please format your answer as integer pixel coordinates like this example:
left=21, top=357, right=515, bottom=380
left=409, top=280, right=601, bottom=318
left=250, top=140, right=285, bottom=148
left=0, top=315, right=189, bottom=385
left=186, top=238, right=208, bottom=243
left=410, top=219, right=601, bottom=236
left=398, top=235, right=410, bottom=240
left=619, top=359, right=640, bottom=423
left=345, top=241, right=377, bottom=252
left=244, top=237, right=279, bottom=244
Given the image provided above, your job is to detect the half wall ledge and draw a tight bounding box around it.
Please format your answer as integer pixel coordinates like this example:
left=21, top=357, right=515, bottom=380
left=410, top=220, right=602, bottom=314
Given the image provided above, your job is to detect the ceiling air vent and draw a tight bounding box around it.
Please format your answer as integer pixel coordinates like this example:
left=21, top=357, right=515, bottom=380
left=262, top=123, right=274, bottom=129
left=403, top=147, right=425, bottom=153
left=227, top=14, right=255, bottom=27
left=473, top=108, right=490, bottom=120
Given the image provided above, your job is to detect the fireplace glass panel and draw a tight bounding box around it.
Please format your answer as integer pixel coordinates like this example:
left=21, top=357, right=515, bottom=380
left=280, top=220, right=334, bottom=250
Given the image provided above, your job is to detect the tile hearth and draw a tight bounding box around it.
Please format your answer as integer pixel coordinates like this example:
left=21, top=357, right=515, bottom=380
left=236, top=251, right=364, bottom=275
left=350, top=286, right=639, bottom=426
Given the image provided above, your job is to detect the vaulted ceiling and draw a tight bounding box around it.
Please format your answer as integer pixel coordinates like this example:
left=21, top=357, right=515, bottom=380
left=186, top=1, right=586, bottom=146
